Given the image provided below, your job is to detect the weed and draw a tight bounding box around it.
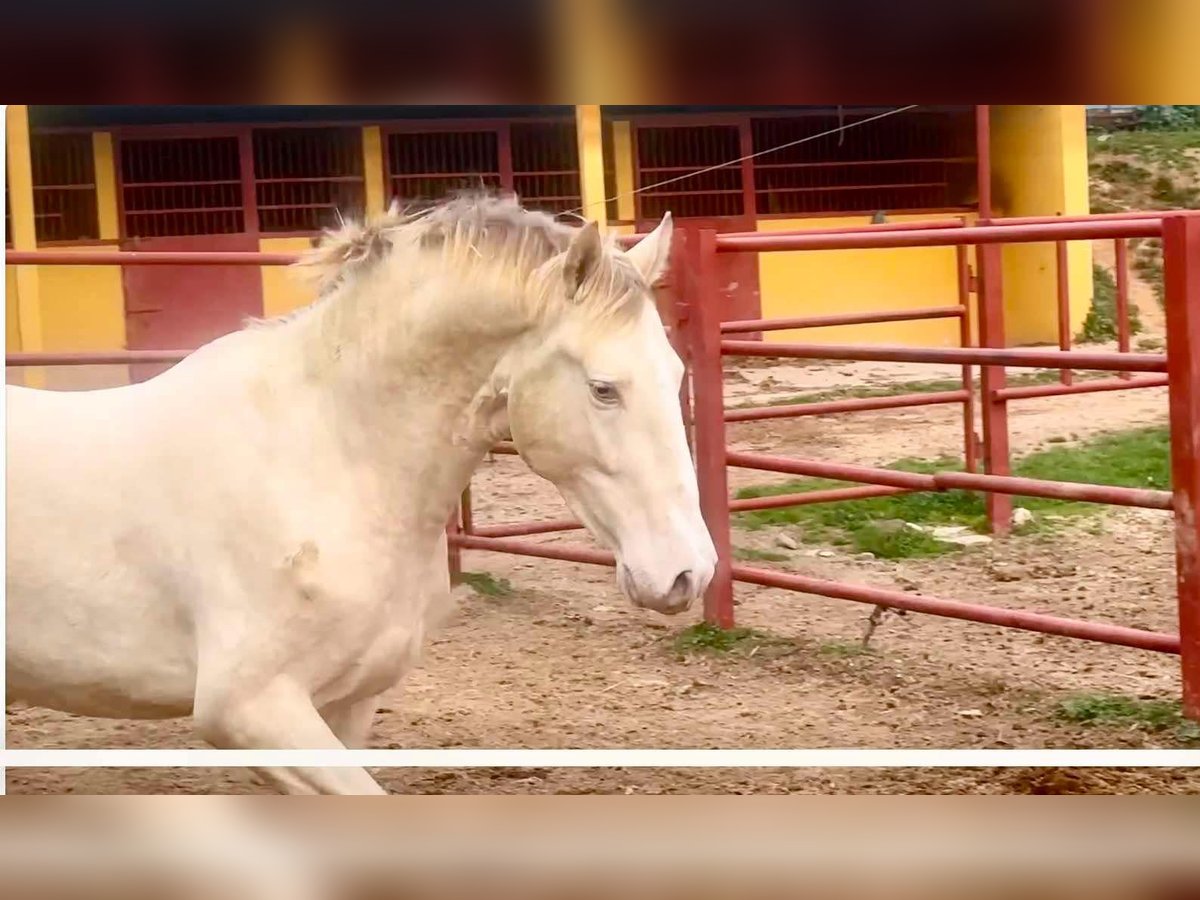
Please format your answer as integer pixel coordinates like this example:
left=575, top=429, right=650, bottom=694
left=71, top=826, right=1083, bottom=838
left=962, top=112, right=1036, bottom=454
left=1057, top=693, right=1200, bottom=746
left=817, top=640, right=876, bottom=659
left=459, top=571, right=514, bottom=597
left=851, top=521, right=957, bottom=559
left=1077, top=265, right=1143, bottom=343
left=673, top=621, right=775, bottom=655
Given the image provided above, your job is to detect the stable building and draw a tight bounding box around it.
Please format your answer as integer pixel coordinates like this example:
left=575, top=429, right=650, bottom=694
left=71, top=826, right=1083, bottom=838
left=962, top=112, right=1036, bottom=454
left=5, top=105, right=1091, bottom=387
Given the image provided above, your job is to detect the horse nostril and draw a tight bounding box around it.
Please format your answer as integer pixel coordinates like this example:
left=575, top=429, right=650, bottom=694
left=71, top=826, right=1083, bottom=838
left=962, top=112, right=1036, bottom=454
left=671, top=570, right=692, bottom=597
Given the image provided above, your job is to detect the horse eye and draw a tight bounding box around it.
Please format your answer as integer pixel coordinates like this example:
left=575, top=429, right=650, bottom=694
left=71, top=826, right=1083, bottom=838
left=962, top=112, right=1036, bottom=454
left=589, top=380, right=620, bottom=404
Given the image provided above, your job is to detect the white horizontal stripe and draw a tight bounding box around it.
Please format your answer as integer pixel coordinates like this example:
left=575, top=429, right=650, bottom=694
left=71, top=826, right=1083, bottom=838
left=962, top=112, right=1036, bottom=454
left=4, top=748, right=1199, bottom=767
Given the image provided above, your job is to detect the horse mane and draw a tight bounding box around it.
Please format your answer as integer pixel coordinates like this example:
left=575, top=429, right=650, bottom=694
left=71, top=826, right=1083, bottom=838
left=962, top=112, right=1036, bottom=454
left=290, top=191, right=646, bottom=328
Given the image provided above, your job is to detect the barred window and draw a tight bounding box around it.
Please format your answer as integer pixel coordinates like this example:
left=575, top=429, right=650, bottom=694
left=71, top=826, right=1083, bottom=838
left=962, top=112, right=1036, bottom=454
left=386, top=130, right=502, bottom=204
left=634, top=125, right=744, bottom=220
left=750, top=109, right=976, bottom=215
left=254, top=127, right=365, bottom=233
left=120, top=136, right=244, bottom=238
left=31, top=133, right=99, bottom=243
left=511, top=121, right=580, bottom=216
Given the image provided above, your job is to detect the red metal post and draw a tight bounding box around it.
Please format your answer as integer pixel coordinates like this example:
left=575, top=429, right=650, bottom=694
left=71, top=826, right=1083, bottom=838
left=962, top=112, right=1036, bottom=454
left=726, top=389, right=968, bottom=423
left=6, top=250, right=299, bottom=266
left=714, top=219, right=1161, bottom=253
left=460, top=486, right=474, bottom=535
left=452, top=534, right=615, bottom=568
left=687, top=228, right=735, bottom=628
left=1162, top=214, right=1200, bottom=720
left=731, top=563, right=1178, bottom=654
left=705, top=210, right=1194, bottom=246
left=730, top=485, right=910, bottom=513
left=977, top=241, right=1012, bottom=534
left=1055, top=241, right=1073, bottom=385
left=956, top=243, right=978, bottom=473
left=720, top=305, right=964, bottom=335
left=665, top=228, right=695, bottom=454
left=7, top=350, right=191, bottom=366
left=1115, top=238, right=1132, bottom=380
left=473, top=519, right=584, bottom=538
left=725, top=450, right=1172, bottom=510
left=995, top=375, right=1168, bottom=402
left=446, top=507, right=463, bottom=585
left=719, top=342, right=1165, bottom=373
left=975, top=105, right=993, bottom=221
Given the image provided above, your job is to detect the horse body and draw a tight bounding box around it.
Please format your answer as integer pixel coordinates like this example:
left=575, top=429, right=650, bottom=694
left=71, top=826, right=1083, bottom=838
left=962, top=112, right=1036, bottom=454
left=6, top=196, right=714, bottom=793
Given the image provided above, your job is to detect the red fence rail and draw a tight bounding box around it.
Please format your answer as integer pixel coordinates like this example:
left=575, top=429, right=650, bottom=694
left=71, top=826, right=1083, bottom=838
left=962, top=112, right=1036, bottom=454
left=6, top=211, right=1197, bottom=720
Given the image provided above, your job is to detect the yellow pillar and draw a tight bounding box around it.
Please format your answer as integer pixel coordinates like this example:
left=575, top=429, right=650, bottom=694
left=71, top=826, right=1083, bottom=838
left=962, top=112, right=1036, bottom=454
left=551, top=0, right=654, bottom=103
left=263, top=22, right=338, bottom=103
left=92, top=132, right=120, bottom=240
left=7, top=105, right=44, bottom=385
left=363, top=126, right=386, bottom=215
left=991, top=105, right=1093, bottom=345
left=575, top=104, right=608, bottom=231
left=612, top=120, right=636, bottom=223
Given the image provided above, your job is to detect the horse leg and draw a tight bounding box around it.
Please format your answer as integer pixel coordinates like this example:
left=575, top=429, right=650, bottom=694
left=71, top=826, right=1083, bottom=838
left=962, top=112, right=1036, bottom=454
left=320, top=694, right=381, bottom=749
left=193, top=676, right=387, bottom=795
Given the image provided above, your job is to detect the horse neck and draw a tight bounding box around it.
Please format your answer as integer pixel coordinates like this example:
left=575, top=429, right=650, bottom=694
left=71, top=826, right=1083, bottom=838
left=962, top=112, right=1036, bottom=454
left=300, top=275, right=529, bottom=537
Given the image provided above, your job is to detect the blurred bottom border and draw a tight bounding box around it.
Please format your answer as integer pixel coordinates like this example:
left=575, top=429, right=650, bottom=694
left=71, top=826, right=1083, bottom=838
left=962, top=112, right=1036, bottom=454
left=0, top=793, right=1198, bottom=900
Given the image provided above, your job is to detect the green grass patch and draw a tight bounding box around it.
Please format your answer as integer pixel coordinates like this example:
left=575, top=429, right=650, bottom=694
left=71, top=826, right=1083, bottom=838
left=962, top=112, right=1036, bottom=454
left=459, top=571, right=514, bottom=597
left=733, top=426, right=1170, bottom=556
left=852, top=521, right=959, bottom=558
left=817, top=640, right=875, bottom=659
left=1077, top=264, right=1143, bottom=343
left=673, top=622, right=775, bottom=655
left=1056, top=693, right=1200, bottom=746
left=732, top=545, right=791, bottom=563
left=1088, top=128, right=1200, bottom=172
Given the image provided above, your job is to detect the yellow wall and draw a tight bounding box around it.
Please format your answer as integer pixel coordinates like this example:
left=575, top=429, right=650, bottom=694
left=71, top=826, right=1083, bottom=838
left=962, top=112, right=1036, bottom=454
left=37, top=249, right=125, bottom=351
left=363, top=125, right=386, bottom=214
left=8, top=107, right=43, bottom=352
left=34, top=249, right=128, bottom=389
left=991, top=105, right=1093, bottom=345
left=611, top=120, right=636, bottom=222
left=575, top=105, right=608, bottom=230
left=6, top=266, right=21, bottom=352
left=756, top=214, right=976, bottom=347
left=259, top=237, right=319, bottom=317
left=92, top=132, right=120, bottom=240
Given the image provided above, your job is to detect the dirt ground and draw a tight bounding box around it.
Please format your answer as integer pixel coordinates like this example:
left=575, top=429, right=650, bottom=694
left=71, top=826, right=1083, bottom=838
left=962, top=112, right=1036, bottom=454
left=7, top=318, right=1196, bottom=795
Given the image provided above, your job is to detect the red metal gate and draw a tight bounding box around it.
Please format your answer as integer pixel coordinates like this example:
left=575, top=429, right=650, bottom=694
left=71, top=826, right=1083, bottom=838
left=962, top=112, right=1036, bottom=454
left=638, top=215, right=762, bottom=328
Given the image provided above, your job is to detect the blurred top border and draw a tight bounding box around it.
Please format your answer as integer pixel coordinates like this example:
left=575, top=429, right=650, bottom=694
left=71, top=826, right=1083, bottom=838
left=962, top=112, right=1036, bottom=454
left=0, top=0, right=1195, bottom=104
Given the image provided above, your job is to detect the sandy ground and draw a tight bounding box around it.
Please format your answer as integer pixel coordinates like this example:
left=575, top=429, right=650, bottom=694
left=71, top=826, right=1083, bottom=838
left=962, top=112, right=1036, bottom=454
left=8, top=324, right=1195, bottom=796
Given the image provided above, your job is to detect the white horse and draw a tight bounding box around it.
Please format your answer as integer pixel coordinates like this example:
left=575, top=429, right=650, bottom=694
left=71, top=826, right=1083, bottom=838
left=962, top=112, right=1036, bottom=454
left=6, top=194, right=716, bottom=794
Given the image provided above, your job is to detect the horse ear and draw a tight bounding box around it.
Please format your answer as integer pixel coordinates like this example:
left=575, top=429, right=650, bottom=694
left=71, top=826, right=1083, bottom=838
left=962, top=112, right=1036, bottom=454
left=562, top=221, right=603, bottom=295
left=625, top=211, right=673, bottom=286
